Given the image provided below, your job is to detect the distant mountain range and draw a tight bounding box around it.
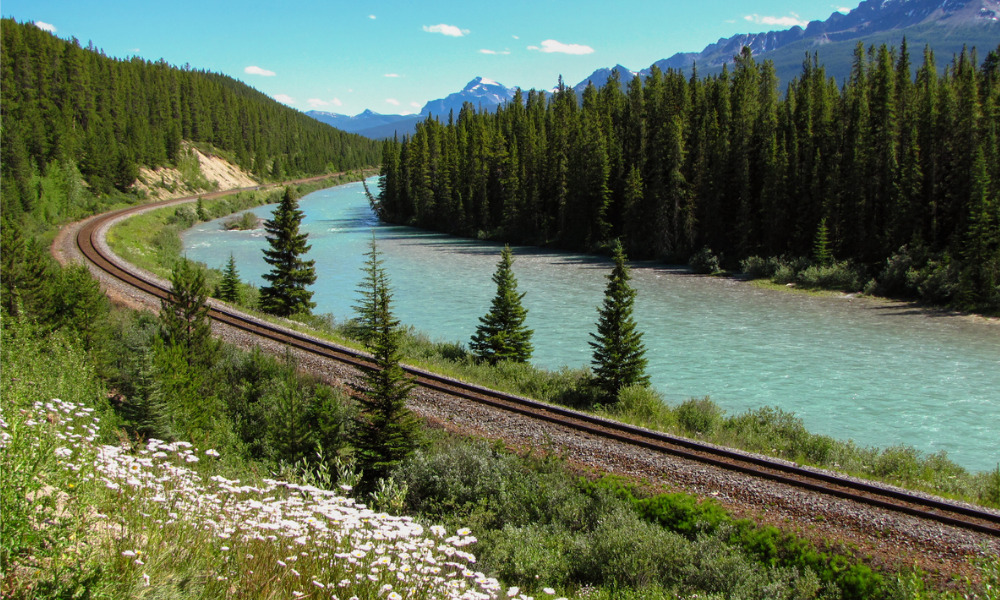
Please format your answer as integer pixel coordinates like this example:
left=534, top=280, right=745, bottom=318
left=307, top=77, right=515, bottom=139
left=309, top=0, right=999, bottom=139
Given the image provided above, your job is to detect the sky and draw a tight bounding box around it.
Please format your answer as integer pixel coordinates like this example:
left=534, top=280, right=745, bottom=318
left=4, top=0, right=854, bottom=116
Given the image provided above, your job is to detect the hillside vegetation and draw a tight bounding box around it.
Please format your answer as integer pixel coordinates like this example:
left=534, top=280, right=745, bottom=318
left=0, top=19, right=380, bottom=234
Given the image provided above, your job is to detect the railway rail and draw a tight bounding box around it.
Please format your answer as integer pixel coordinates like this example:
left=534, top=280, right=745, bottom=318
left=76, top=188, right=1000, bottom=539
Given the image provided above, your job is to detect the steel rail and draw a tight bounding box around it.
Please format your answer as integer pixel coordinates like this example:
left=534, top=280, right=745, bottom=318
left=75, top=194, right=1000, bottom=539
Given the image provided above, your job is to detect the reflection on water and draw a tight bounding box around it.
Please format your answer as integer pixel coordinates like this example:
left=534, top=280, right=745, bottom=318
left=182, top=180, right=1000, bottom=472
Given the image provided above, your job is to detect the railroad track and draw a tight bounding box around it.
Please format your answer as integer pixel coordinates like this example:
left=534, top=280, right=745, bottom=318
left=76, top=188, right=1000, bottom=539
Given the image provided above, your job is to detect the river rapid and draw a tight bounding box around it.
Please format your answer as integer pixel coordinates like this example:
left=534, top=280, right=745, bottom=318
left=182, top=180, right=1000, bottom=473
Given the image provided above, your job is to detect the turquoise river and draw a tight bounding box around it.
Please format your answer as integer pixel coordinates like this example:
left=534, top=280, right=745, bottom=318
left=182, top=180, right=1000, bottom=473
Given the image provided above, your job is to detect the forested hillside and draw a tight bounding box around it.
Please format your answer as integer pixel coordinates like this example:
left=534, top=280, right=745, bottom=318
left=0, top=19, right=380, bottom=227
left=378, top=43, right=1000, bottom=312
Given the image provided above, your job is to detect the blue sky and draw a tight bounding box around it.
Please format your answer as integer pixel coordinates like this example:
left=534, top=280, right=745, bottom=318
left=5, top=0, right=853, bottom=116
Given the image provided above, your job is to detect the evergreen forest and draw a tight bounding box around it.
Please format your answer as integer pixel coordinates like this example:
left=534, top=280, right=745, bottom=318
left=377, top=43, right=1000, bottom=312
left=0, top=19, right=380, bottom=231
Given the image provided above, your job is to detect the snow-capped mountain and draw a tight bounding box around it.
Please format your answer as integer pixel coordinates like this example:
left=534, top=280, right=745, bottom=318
left=419, top=77, right=517, bottom=117
left=306, top=77, right=518, bottom=139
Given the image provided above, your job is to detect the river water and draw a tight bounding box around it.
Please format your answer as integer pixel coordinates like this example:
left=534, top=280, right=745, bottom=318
left=182, top=180, right=1000, bottom=473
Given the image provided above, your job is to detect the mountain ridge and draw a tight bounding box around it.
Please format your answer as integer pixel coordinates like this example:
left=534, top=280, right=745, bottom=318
left=307, top=0, right=1000, bottom=139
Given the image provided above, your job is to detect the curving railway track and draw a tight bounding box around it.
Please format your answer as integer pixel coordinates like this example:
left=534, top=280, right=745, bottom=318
left=75, top=187, right=1000, bottom=540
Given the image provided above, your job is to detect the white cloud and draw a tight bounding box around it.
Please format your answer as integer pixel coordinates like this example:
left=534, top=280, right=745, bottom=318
left=34, top=21, right=56, bottom=32
left=369, top=14, right=377, bottom=19
left=528, top=39, right=594, bottom=55
left=385, top=98, right=400, bottom=106
left=307, top=98, right=342, bottom=108
left=512, top=35, right=519, bottom=40
left=245, top=65, right=276, bottom=77
left=273, top=94, right=295, bottom=105
left=410, top=101, right=421, bottom=108
left=743, top=13, right=809, bottom=28
left=479, top=49, right=511, bottom=55
left=834, top=6, right=851, bottom=14
left=384, top=73, right=401, bottom=78
left=423, top=24, right=469, bottom=37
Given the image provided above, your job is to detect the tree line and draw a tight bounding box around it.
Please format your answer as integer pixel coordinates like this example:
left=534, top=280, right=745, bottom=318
left=0, top=19, right=380, bottom=224
left=377, top=43, right=1000, bottom=311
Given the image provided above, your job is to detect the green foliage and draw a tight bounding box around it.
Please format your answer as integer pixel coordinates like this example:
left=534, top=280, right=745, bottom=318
left=797, top=260, right=864, bottom=291
left=159, top=257, right=219, bottom=369
left=676, top=396, right=724, bottom=436
left=689, top=247, right=721, bottom=274
left=349, top=261, right=419, bottom=488
left=223, top=211, right=260, bottom=230
left=378, top=43, right=1000, bottom=312
left=1, top=218, right=51, bottom=318
left=259, top=187, right=317, bottom=317
left=0, top=18, right=379, bottom=217
left=813, top=218, right=833, bottom=266
left=589, top=240, right=650, bottom=402
left=351, top=233, right=387, bottom=347
left=740, top=255, right=783, bottom=279
left=216, top=254, right=241, bottom=303
left=470, top=245, right=534, bottom=365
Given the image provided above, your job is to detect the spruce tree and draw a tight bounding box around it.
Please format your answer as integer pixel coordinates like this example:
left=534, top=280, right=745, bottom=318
left=259, top=187, right=316, bottom=317
left=352, top=233, right=387, bottom=347
left=349, top=264, right=418, bottom=488
left=216, top=253, right=240, bottom=303
left=470, top=245, right=534, bottom=364
left=160, top=257, right=218, bottom=369
left=589, top=239, right=650, bottom=401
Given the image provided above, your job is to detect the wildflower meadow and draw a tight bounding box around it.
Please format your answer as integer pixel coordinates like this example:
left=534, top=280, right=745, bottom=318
left=1, top=396, right=524, bottom=600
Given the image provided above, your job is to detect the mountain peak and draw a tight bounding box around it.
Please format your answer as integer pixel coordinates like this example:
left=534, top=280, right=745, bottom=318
left=421, top=76, right=516, bottom=117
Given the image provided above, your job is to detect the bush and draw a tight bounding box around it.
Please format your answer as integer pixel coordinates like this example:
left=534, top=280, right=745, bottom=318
left=910, top=257, right=958, bottom=304
left=676, top=396, right=724, bottom=436
left=796, top=260, right=862, bottom=291
left=571, top=507, right=694, bottom=588
left=223, top=211, right=260, bottom=230
left=740, top=255, right=782, bottom=279
left=482, top=524, right=574, bottom=587
left=689, top=247, right=721, bottom=274
left=611, top=384, right=676, bottom=429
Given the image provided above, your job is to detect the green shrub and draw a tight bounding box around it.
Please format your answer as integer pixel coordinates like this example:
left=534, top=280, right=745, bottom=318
left=741, top=255, right=782, bottom=279
left=689, top=247, right=721, bottom=274
left=610, top=384, right=676, bottom=429
left=773, top=263, right=799, bottom=285
left=570, top=507, right=694, bottom=588
left=482, top=524, right=574, bottom=587
left=676, top=396, right=723, bottom=436
left=636, top=493, right=730, bottom=538
left=797, top=260, right=862, bottom=291
left=910, top=257, right=959, bottom=304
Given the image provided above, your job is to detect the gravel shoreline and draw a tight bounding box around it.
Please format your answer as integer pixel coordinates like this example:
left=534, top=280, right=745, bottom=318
left=55, top=212, right=1000, bottom=588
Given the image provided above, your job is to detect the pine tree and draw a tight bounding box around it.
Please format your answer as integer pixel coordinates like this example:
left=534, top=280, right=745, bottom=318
left=160, top=257, right=218, bottom=369
left=589, top=239, right=650, bottom=401
left=349, top=264, right=418, bottom=488
left=470, top=245, right=534, bottom=364
left=259, top=187, right=317, bottom=317
left=216, top=253, right=240, bottom=303
left=813, top=217, right=833, bottom=266
left=352, top=233, right=387, bottom=347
